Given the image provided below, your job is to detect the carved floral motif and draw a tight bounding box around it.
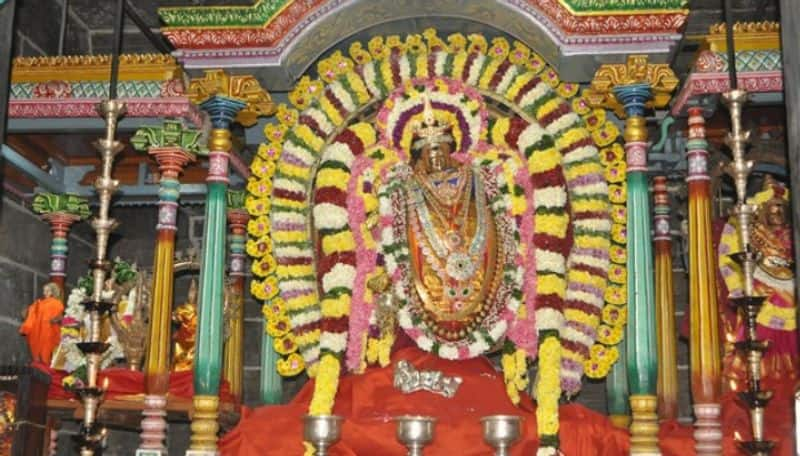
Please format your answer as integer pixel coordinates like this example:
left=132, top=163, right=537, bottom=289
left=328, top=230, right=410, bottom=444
left=32, top=81, right=72, bottom=99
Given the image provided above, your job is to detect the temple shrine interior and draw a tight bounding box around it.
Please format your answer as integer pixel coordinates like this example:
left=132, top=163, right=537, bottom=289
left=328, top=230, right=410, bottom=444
left=0, top=0, right=798, bottom=455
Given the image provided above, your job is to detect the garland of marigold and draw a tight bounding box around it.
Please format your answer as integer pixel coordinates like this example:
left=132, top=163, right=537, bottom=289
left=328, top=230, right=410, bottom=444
left=253, top=29, right=613, bottom=453
left=247, top=103, right=308, bottom=377
left=577, top=98, right=626, bottom=380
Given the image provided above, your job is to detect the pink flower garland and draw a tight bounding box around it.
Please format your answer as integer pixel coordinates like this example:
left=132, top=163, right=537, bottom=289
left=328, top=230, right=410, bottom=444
left=506, top=164, right=538, bottom=357
left=345, top=155, right=378, bottom=371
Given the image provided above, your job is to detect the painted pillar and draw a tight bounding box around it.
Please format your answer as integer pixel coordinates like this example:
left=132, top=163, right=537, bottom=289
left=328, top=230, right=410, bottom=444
left=607, top=340, right=631, bottom=428
left=589, top=57, right=676, bottom=455
left=131, top=120, right=200, bottom=455
left=653, top=176, right=678, bottom=422
left=32, top=193, right=90, bottom=296
left=224, top=190, right=248, bottom=403
left=187, top=70, right=272, bottom=455
left=43, top=213, right=81, bottom=292
left=685, top=108, right=722, bottom=455
left=260, top=328, right=282, bottom=404
left=613, top=82, right=660, bottom=455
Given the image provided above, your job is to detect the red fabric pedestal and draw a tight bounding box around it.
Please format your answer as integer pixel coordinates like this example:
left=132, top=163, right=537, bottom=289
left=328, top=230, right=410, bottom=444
left=221, top=348, right=630, bottom=455
left=222, top=347, right=797, bottom=455
left=32, top=362, right=235, bottom=403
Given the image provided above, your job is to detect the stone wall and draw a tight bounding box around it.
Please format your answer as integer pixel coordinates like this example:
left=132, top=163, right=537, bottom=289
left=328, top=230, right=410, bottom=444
left=0, top=196, right=94, bottom=365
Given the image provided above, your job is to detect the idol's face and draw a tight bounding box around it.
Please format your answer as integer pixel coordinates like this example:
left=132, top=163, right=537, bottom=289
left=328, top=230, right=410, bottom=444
left=419, top=140, right=453, bottom=173
left=766, top=201, right=786, bottom=227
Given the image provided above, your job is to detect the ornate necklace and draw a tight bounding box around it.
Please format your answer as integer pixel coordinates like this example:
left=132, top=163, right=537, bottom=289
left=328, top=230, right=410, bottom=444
left=420, top=167, right=469, bottom=207
left=406, top=170, right=488, bottom=283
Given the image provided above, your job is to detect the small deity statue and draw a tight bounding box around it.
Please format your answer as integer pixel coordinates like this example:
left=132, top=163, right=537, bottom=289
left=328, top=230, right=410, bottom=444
left=110, top=271, right=150, bottom=371
left=19, top=282, right=64, bottom=364
left=721, top=176, right=798, bottom=391
left=403, top=97, right=501, bottom=342
left=172, top=279, right=198, bottom=372
left=50, top=266, right=129, bottom=372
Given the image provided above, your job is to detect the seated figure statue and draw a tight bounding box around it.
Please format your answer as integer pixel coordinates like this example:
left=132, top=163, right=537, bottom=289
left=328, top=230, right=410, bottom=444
left=172, top=278, right=198, bottom=372
left=720, top=175, right=798, bottom=392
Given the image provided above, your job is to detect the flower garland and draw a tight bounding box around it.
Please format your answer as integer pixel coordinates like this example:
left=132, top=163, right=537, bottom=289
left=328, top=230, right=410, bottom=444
left=582, top=107, right=626, bottom=380
left=253, top=30, right=612, bottom=452
left=247, top=103, right=308, bottom=377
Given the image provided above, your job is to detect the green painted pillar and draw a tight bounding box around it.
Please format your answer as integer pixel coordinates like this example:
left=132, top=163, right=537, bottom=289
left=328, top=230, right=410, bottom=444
left=614, top=83, right=660, bottom=454
left=187, top=70, right=272, bottom=455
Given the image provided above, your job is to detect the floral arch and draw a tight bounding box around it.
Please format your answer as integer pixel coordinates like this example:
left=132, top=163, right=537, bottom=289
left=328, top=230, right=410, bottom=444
left=245, top=30, right=629, bottom=453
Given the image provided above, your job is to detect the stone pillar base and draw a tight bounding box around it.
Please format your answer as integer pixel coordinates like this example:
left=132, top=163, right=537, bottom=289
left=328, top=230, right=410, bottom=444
left=190, top=395, right=220, bottom=452
left=630, top=394, right=660, bottom=455
left=693, top=403, right=722, bottom=455
left=139, top=394, right=168, bottom=452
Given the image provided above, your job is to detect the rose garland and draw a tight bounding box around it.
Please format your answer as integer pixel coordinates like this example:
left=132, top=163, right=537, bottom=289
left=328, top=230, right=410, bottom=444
left=251, top=30, right=613, bottom=454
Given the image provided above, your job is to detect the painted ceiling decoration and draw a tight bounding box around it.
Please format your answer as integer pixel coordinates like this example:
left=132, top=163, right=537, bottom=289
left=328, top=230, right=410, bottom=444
left=671, top=21, right=782, bottom=115
left=158, top=0, right=689, bottom=89
left=8, top=54, right=201, bottom=125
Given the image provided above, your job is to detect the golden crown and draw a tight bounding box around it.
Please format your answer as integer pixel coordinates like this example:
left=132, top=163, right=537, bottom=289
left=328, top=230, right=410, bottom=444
left=411, top=96, right=454, bottom=151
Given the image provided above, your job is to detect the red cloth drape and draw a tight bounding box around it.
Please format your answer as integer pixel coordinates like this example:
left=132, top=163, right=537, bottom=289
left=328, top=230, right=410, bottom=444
left=32, top=362, right=235, bottom=403
left=220, top=347, right=630, bottom=455
left=221, top=346, right=797, bottom=455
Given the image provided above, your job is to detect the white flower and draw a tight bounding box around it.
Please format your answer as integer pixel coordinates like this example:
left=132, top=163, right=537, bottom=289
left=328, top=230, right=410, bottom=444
left=562, top=144, right=598, bottom=164
left=322, top=263, right=356, bottom=292
left=439, top=345, right=459, bottom=360
left=535, top=308, right=565, bottom=332
left=324, top=142, right=356, bottom=167
left=434, top=52, right=446, bottom=76
left=273, top=177, right=305, bottom=195
left=534, top=186, right=567, bottom=209
left=320, top=331, right=348, bottom=352
left=281, top=279, right=315, bottom=293
left=305, top=107, right=335, bottom=136
left=300, top=346, right=320, bottom=364
left=571, top=180, right=607, bottom=197
left=397, top=309, right=413, bottom=329
left=567, top=289, right=604, bottom=309
left=489, top=320, right=508, bottom=341
left=362, top=62, right=381, bottom=98
left=467, top=54, right=485, bottom=86
left=561, top=325, right=594, bottom=348
left=398, top=55, right=411, bottom=81
left=283, top=139, right=316, bottom=166
left=546, top=112, right=581, bottom=135
left=518, top=80, right=550, bottom=110
left=290, top=309, right=322, bottom=328
left=330, top=80, right=356, bottom=113
left=313, top=203, right=349, bottom=230
left=416, top=335, right=433, bottom=351
left=536, top=250, right=566, bottom=274
left=496, top=65, right=518, bottom=94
